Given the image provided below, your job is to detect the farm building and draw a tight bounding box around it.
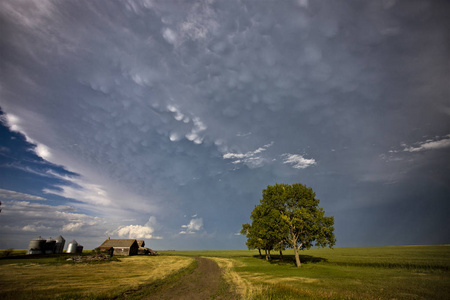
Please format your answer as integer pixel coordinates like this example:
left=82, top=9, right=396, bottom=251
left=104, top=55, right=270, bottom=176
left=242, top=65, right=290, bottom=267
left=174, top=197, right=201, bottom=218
left=98, top=238, right=139, bottom=256
left=26, top=235, right=68, bottom=255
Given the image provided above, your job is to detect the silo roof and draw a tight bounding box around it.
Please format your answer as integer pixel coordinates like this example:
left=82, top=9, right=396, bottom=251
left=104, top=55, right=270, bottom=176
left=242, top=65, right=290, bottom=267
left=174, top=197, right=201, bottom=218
left=55, top=235, right=65, bottom=242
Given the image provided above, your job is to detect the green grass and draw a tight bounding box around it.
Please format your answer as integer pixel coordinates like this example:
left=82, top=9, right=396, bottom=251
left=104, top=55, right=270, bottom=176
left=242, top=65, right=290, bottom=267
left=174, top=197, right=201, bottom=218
left=1, top=246, right=449, bottom=299
left=161, top=245, right=450, bottom=270
left=161, top=245, right=450, bottom=299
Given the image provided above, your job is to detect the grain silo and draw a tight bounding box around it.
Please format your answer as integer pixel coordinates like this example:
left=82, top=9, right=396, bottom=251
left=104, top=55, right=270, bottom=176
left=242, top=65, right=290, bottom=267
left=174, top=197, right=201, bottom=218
left=54, top=235, right=65, bottom=254
left=45, top=237, right=56, bottom=254
left=66, top=240, right=78, bottom=254
left=76, top=244, right=84, bottom=253
left=27, top=236, right=46, bottom=254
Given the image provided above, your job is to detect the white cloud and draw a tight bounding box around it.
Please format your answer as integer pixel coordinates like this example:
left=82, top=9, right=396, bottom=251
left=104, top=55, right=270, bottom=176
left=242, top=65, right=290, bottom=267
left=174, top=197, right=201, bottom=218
left=0, top=188, right=46, bottom=201
left=169, top=132, right=181, bottom=142
left=282, top=153, right=317, bottom=169
left=185, top=117, right=207, bottom=144
left=43, top=173, right=113, bottom=207
left=223, top=142, right=274, bottom=168
left=117, top=225, right=154, bottom=239
left=1, top=113, right=51, bottom=160
left=167, top=105, right=206, bottom=144
left=111, top=217, right=161, bottom=239
left=403, top=135, right=450, bottom=152
left=61, top=222, right=84, bottom=232
left=180, top=217, right=203, bottom=234
left=34, top=143, right=51, bottom=160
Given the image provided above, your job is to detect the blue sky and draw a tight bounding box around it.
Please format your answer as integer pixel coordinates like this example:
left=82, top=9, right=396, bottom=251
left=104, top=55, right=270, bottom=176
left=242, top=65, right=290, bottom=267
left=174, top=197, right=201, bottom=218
left=0, top=0, right=449, bottom=250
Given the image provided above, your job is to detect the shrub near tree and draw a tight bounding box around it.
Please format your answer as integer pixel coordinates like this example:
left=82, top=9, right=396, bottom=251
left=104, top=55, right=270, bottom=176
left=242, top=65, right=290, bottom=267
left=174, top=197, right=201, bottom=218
left=242, top=183, right=336, bottom=267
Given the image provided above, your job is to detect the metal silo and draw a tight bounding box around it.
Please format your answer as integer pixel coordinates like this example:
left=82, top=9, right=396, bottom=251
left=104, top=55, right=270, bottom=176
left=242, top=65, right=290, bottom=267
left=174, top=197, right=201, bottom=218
left=45, top=237, right=56, bottom=254
left=54, top=235, right=65, bottom=254
left=76, top=245, right=84, bottom=253
left=66, top=240, right=78, bottom=254
left=27, top=236, right=46, bottom=255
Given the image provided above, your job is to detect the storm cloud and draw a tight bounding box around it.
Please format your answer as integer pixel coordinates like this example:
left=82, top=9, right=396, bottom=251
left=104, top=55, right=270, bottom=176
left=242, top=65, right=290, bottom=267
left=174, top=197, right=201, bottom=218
left=0, top=0, right=449, bottom=250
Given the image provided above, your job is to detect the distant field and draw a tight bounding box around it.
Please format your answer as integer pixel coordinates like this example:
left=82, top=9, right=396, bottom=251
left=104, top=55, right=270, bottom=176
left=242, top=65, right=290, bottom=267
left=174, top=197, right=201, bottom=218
left=162, top=245, right=450, bottom=299
left=1, top=245, right=449, bottom=299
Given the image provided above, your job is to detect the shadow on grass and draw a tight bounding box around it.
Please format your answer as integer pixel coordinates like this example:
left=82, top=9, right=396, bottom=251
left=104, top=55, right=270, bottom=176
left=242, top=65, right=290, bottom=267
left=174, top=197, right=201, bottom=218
left=253, top=254, right=328, bottom=266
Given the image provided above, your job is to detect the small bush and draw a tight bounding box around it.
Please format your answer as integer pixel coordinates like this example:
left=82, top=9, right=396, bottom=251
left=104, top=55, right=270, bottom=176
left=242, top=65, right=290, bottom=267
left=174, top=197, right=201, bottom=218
left=1, top=249, right=14, bottom=257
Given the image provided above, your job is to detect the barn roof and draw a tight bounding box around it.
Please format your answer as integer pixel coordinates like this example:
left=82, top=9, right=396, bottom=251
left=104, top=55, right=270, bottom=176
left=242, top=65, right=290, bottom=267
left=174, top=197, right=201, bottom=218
left=99, top=239, right=137, bottom=248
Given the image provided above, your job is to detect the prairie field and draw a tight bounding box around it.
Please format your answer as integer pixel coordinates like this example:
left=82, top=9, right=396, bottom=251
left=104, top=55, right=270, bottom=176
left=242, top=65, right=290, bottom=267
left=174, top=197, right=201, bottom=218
left=162, top=245, right=450, bottom=299
left=0, top=245, right=449, bottom=299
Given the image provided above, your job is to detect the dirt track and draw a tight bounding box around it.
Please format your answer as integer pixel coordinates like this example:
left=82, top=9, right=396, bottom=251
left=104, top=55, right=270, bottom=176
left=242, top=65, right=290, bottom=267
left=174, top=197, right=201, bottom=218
left=144, top=257, right=236, bottom=300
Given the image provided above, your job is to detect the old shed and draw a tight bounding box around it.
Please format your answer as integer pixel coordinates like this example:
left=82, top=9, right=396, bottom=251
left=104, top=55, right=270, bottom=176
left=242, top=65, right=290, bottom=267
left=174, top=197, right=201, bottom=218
left=98, top=238, right=138, bottom=256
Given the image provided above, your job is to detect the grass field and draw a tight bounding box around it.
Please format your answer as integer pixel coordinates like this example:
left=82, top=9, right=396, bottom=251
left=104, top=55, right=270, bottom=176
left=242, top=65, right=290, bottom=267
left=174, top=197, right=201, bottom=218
left=161, top=245, right=450, bottom=299
left=0, top=254, right=194, bottom=299
left=1, top=245, right=449, bottom=299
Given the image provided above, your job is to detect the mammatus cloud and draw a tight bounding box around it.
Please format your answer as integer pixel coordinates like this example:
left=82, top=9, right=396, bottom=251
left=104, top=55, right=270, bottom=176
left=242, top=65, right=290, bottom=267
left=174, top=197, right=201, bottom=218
left=161, top=1, right=218, bottom=47
left=0, top=188, right=46, bottom=201
left=180, top=217, right=203, bottom=234
left=282, top=154, right=316, bottom=169
left=0, top=0, right=449, bottom=249
left=223, top=142, right=274, bottom=168
left=166, top=104, right=207, bottom=144
left=112, top=217, right=162, bottom=239
left=402, top=135, right=450, bottom=152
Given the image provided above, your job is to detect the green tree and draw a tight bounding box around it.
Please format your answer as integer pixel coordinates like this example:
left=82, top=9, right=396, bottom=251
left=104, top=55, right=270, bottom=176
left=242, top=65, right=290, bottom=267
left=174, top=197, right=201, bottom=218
left=261, top=183, right=336, bottom=267
left=242, top=183, right=336, bottom=267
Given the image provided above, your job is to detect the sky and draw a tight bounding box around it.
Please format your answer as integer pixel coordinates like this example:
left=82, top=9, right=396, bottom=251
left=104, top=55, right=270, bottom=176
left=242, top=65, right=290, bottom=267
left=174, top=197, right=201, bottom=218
left=0, top=0, right=449, bottom=251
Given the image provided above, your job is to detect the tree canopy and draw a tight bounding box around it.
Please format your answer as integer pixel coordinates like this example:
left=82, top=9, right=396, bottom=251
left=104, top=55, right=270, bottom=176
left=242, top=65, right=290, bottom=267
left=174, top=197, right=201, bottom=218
left=241, top=183, right=336, bottom=267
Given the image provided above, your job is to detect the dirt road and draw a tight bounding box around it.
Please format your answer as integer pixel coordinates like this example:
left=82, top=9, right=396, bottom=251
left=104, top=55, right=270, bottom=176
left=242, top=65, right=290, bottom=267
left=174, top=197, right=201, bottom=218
left=144, top=257, right=236, bottom=300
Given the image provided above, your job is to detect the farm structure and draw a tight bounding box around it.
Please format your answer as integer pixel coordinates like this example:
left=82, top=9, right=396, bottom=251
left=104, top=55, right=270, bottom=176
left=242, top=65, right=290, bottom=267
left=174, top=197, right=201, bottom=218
left=98, top=238, right=139, bottom=256
left=26, top=235, right=83, bottom=254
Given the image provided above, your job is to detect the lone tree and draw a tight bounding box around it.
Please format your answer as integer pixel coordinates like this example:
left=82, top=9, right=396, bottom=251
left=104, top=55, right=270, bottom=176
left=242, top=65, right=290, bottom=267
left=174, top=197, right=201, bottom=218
left=242, top=183, right=336, bottom=267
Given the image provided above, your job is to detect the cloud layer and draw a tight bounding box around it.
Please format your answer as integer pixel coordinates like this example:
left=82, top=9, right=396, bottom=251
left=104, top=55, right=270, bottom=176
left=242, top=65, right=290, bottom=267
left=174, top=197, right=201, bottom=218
left=0, top=189, right=46, bottom=201
left=0, top=0, right=449, bottom=249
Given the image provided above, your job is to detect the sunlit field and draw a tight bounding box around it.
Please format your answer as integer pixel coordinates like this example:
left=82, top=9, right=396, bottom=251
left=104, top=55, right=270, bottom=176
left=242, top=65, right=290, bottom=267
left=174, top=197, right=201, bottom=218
left=0, top=254, right=194, bottom=299
left=1, top=245, right=449, bottom=299
left=162, top=245, right=450, bottom=299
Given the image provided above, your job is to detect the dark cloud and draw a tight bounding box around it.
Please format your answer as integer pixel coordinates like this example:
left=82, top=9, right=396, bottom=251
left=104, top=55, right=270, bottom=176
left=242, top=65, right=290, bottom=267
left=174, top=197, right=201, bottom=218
left=0, top=0, right=449, bottom=249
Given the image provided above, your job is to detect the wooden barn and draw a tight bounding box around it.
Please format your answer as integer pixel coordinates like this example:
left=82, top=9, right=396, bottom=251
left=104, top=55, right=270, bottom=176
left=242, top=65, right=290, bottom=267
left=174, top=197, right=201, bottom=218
left=98, top=238, right=139, bottom=256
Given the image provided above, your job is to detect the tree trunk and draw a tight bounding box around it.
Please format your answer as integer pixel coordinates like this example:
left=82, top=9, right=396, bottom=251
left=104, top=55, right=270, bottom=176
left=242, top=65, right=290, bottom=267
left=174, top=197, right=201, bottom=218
left=279, top=250, right=283, bottom=262
left=293, top=246, right=301, bottom=267
left=265, top=249, right=269, bottom=261
left=258, top=248, right=262, bottom=258
left=268, top=249, right=271, bottom=261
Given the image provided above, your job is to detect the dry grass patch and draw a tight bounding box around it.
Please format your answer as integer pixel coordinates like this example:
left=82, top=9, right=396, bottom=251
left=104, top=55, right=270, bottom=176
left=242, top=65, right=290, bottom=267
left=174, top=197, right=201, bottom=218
left=208, top=257, right=252, bottom=299
left=0, top=255, right=194, bottom=299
